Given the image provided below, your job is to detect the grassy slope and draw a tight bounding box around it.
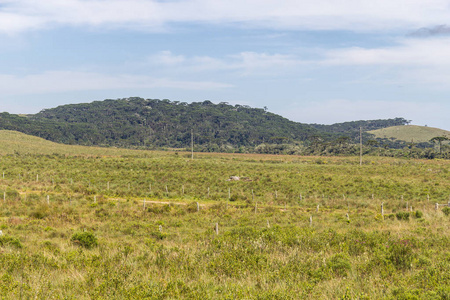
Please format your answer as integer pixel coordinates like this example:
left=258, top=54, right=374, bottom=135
left=369, top=125, right=450, bottom=143
left=0, top=130, right=170, bottom=157
left=0, top=130, right=450, bottom=299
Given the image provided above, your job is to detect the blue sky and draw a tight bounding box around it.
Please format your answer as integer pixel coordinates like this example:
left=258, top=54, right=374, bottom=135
left=0, top=0, right=450, bottom=130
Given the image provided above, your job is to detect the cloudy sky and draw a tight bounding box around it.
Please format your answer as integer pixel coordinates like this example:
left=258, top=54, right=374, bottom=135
left=0, top=0, right=450, bottom=129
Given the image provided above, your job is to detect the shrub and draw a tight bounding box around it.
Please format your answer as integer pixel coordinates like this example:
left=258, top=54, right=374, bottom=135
left=147, top=204, right=171, bottom=214
left=442, top=207, right=450, bottom=216
left=0, top=235, right=23, bottom=248
left=29, top=206, right=49, bottom=219
left=71, top=231, right=98, bottom=249
left=387, top=239, right=414, bottom=270
left=326, top=253, right=351, bottom=277
left=396, top=212, right=410, bottom=221
left=414, top=210, right=423, bottom=218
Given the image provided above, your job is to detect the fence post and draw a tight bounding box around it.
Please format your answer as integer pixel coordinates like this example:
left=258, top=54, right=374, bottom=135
left=196, top=202, right=200, bottom=212
left=215, top=223, right=219, bottom=235
left=435, top=203, right=439, bottom=211
left=381, top=202, right=384, bottom=218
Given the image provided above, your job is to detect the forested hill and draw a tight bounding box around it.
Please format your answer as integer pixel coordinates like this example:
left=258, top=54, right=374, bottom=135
left=0, top=97, right=410, bottom=152
left=23, top=97, right=323, bottom=149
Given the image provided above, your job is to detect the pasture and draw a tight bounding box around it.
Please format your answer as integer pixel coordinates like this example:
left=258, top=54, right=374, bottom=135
left=0, top=131, right=449, bottom=299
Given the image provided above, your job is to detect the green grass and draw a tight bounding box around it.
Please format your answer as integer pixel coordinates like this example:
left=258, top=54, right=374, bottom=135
left=369, top=125, right=450, bottom=143
left=0, top=130, right=168, bottom=157
left=0, top=130, right=449, bottom=299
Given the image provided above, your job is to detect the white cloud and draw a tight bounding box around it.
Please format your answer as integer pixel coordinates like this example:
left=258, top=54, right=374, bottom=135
left=0, top=71, right=232, bottom=95
left=2, top=0, right=450, bottom=33
left=146, top=50, right=301, bottom=76
left=323, top=37, right=450, bottom=66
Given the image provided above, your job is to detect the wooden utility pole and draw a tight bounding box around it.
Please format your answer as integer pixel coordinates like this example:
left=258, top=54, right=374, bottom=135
left=359, top=126, right=363, bottom=166
left=191, top=129, right=194, bottom=160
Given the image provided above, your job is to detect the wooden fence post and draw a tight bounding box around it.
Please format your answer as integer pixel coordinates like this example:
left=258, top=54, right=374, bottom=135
left=381, top=202, right=384, bottom=218
left=215, top=223, right=219, bottom=235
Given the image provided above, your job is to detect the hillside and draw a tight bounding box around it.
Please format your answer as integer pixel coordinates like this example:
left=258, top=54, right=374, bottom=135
left=0, top=130, right=160, bottom=157
left=310, top=118, right=409, bottom=135
left=368, top=125, right=450, bottom=144
left=27, top=98, right=324, bottom=150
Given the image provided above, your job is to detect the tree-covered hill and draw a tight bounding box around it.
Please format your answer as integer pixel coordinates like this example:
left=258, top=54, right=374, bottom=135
left=0, top=98, right=415, bottom=153
left=25, top=97, right=325, bottom=150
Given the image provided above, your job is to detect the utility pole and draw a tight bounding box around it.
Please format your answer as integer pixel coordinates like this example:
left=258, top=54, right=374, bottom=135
left=360, top=126, right=363, bottom=166
left=191, top=129, right=194, bottom=160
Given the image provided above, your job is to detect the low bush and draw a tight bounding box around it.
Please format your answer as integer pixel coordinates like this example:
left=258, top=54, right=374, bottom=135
left=0, top=235, right=23, bottom=248
left=442, top=207, right=450, bottom=216
left=70, top=231, right=98, bottom=249
left=396, top=212, right=410, bottom=221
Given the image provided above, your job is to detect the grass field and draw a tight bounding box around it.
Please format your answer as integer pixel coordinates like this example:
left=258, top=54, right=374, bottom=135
left=368, top=125, right=450, bottom=143
left=0, top=130, right=449, bottom=299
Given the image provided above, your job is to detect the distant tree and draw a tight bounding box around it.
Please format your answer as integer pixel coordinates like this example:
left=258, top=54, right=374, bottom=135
left=430, top=136, right=449, bottom=154
left=366, top=140, right=379, bottom=147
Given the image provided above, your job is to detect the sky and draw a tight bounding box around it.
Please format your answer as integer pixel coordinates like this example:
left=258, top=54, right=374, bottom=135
left=0, top=0, right=450, bottom=130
